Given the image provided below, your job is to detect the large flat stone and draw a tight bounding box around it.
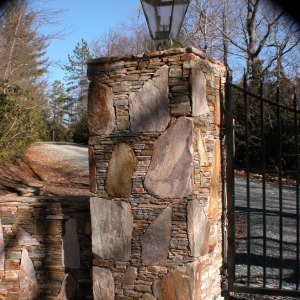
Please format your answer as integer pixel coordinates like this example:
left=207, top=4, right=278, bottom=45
left=105, top=143, right=138, bottom=198
left=12, top=224, right=40, bottom=246
left=141, top=207, right=172, bottom=266
left=57, top=273, right=76, bottom=299
left=129, top=65, right=170, bottom=133
left=62, top=218, right=80, bottom=269
left=190, top=68, right=208, bottom=116
left=88, top=81, right=115, bottom=135
left=0, top=219, right=4, bottom=271
left=208, top=139, right=221, bottom=218
left=187, top=200, right=210, bottom=257
left=93, top=266, right=114, bottom=300
left=19, top=248, right=38, bottom=300
left=144, top=117, right=194, bottom=198
left=153, top=261, right=201, bottom=300
left=90, top=197, right=132, bottom=261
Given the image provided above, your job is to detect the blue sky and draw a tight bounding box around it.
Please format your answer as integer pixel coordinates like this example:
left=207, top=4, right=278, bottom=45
left=43, top=0, right=140, bottom=84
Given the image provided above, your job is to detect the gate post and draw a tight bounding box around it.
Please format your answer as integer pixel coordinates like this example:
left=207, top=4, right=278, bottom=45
left=225, top=72, right=235, bottom=292
left=87, top=47, right=226, bottom=299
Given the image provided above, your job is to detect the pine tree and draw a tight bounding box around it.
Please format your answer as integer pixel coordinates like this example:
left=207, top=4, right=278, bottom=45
left=48, top=80, right=68, bottom=141
left=0, top=0, right=48, bottom=91
left=63, top=39, right=92, bottom=124
left=0, top=0, right=68, bottom=161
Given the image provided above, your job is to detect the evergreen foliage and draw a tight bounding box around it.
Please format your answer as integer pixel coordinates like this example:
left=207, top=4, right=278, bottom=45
left=73, top=113, right=89, bottom=145
left=61, top=39, right=92, bottom=143
left=0, top=80, right=47, bottom=162
left=48, top=80, right=69, bottom=142
left=63, top=39, right=92, bottom=121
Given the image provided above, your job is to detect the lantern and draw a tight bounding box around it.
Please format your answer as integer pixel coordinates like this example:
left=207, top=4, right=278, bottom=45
left=140, top=0, right=190, bottom=41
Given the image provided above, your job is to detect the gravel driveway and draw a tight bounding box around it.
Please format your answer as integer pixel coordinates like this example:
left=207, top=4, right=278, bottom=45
left=36, top=141, right=89, bottom=172
left=232, top=176, right=300, bottom=299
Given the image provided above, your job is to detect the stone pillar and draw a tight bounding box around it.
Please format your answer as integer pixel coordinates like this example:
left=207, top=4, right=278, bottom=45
left=87, top=47, right=226, bottom=299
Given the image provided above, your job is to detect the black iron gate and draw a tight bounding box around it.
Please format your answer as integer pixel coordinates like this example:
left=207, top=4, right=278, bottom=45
left=225, top=73, right=300, bottom=297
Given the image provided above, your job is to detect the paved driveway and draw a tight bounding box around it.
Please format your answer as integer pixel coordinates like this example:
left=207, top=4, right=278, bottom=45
left=234, top=176, right=299, bottom=291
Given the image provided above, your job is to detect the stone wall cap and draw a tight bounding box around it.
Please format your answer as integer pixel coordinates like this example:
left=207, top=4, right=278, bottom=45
left=0, top=196, right=90, bottom=203
left=86, top=47, right=218, bottom=67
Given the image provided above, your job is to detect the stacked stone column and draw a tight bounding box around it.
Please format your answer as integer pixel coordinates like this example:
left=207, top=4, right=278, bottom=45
left=87, top=47, right=226, bottom=300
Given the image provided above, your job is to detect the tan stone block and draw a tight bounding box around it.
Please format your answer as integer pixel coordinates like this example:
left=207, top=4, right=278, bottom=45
left=146, top=266, right=168, bottom=274
left=5, top=271, right=18, bottom=282
left=208, top=140, right=221, bottom=218
left=169, top=68, right=182, bottom=77
left=4, top=261, right=19, bottom=270
left=125, top=74, right=139, bottom=81
left=135, top=283, right=152, bottom=293
left=187, top=200, right=210, bottom=257
left=153, top=261, right=202, bottom=299
left=105, top=143, right=138, bottom=198
left=197, top=128, right=209, bottom=167
left=116, top=116, right=130, bottom=131
left=88, top=81, right=115, bottom=135
left=116, top=296, right=132, bottom=300
left=1, top=206, right=17, bottom=213
left=0, top=286, right=7, bottom=295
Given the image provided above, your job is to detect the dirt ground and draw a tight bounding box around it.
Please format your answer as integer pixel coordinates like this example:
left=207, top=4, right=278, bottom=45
left=0, top=143, right=93, bottom=197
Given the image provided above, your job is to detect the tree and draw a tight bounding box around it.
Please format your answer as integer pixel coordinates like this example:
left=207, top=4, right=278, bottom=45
left=63, top=39, right=92, bottom=122
left=0, top=0, right=69, bottom=161
left=90, top=5, right=151, bottom=58
left=48, top=80, right=69, bottom=141
left=0, top=0, right=48, bottom=89
left=0, top=80, right=47, bottom=162
left=182, top=0, right=300, bottom=81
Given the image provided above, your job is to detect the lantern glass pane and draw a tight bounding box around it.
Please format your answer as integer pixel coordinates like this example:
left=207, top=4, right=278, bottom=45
left=142, top=1, right=157, bottom=39
left=169, top=1, right=189, bottom=40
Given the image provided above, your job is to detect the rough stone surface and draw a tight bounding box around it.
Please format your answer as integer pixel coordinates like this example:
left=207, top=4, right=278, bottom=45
left=143, top=294, right=157, bottom=300
left=90, top=197, right=132, bottom=261
left=190, top=68, right=208, bottom=116
left=129, top=65, right=170, bottom=133
left=153, top=261, right=201, bottom=300
left=88, top=81, right=115, bottom=135
left=120, top=266, right=137, bottom=285
left=0, top=219, right=4, bottom=271
left=197, top=128, right=209, bottom=166
left=19, top=248, right=38, bottom=300
left=208, top=139, right=221, bottom=218
left=93, top=266, right=114, bottom=300
left=62, top=218, right=80, bottom=269
left=105, top=143, right=138, bottom=198
left=214, top=88, right=221, bottom=125
left=141, top=207, right=172, bottom=266
left=57, top=273, right=77, bottom=299
left=144, top=117, right=194, bottom=198
left=187, top=200, right=210, bottom=257
left=87, top=48, right=227, bottom=300
left=0, top=197, right=92, bottom=299
left=12, top=223, right=40, bottom=246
